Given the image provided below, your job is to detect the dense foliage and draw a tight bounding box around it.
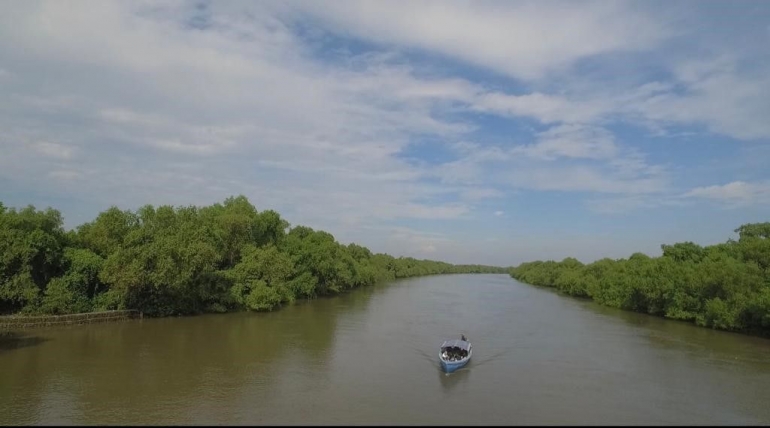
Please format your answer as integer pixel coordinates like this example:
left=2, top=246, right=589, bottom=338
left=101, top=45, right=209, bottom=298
left=0, top=197, right=506, bottom=317
left=509, top=223, right=770, bottom=337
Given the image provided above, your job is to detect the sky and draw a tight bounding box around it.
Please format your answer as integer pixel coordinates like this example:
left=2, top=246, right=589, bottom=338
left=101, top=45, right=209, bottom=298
left=1, top=0, right=769, bottom=267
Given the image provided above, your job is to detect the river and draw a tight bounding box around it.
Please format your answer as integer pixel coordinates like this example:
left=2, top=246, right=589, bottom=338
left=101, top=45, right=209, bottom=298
left=2, top=274, right=770, bottom=425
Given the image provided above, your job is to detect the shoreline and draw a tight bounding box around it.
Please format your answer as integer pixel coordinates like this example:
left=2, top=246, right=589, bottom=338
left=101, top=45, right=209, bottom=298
left=0, top=310, right=141, bottom=331
left=1, top=272, right=508, bottom=331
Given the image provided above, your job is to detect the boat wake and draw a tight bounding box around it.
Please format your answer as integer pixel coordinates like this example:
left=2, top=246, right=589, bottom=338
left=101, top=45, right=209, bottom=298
left=468, top=349, right=508, bottom=368
left=414, top=343, right=514, bottom=372
left=412, top=346, right=439, bottom=365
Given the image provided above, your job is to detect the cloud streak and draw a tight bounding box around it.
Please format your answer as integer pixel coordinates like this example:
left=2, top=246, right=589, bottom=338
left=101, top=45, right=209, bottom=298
left=684, top=181, right=770, bottom=207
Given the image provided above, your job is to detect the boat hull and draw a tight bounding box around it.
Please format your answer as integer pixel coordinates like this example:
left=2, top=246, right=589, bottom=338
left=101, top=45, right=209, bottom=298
left=439, top=351, right=471, bottom=373
left=439, top=338, right=472, bottom=373
left=439, top=357, right=470, bottom=373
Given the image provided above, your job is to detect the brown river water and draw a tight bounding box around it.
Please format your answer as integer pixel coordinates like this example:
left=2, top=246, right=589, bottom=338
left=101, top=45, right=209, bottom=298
left=2, top=274, right=770, bottom=425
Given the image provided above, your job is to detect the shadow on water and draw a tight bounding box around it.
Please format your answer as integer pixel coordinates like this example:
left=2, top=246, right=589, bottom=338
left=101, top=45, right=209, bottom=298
left=0, top=331, right=49, bottom=352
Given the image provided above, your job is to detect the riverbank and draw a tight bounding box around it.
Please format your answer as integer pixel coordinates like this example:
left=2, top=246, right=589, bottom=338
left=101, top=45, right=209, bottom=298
left=508, top=221, right=770, bottom=338
left=0, top=310, right=140, bottom=330
left=2, top=272, right=507, bottom=329
left=1, top=196, right=508, bottom=320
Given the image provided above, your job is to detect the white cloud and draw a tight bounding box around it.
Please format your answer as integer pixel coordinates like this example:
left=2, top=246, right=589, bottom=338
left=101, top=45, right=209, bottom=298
left=290, top=0, right=671, bottom=80
left=98, top=107, right=245, bottom=155
left=513, top=124, right=618, bottom=160
left=0, top=0, right=766, bottom=266
left=376, top=226, right=456, bottom=259
left=494, top=210, right=504, bottom=217
left=99, top=108, right=166, bottom=127
left=506, top=164, right=666, bottom=195
left=31, top=141, right=74, bottom=159
left=586, top=196, right=652, bottom=214
left=48, top=170, right=83, bottom=181
left=632, top=69, right=770, bottom=141
left=471, top=92, right=607, bottom=124
left=0, top=1, right=480, bottom=230
left=684, top=181, right=770, bottom=207
left=585, top=194, right=687, bottom=214
left=459, top=188, right=504, bottom=201
left=429, top=124, right=669, bottom=197
left=428, top=142, right=515, bottom=185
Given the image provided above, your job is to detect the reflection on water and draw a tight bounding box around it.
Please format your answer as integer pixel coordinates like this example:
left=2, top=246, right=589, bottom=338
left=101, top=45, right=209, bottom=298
left=438, top=365, right=470, bottom=392
left=0, top=285, right=367, bottom=425
left=0, top=332, right=49, bottom=352
left=568, top=291, right=770, bottom=371
left=1, top=274, right=769, bottom=425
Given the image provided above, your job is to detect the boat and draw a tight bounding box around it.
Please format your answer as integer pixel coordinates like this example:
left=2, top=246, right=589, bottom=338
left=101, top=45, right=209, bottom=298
left=439, top=335, right=472, bottom=373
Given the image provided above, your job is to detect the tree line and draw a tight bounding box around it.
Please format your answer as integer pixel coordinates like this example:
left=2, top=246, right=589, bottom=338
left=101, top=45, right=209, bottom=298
left=509, top=223, right=770, bottom=337
left=0, top=196, right=507, bottom=317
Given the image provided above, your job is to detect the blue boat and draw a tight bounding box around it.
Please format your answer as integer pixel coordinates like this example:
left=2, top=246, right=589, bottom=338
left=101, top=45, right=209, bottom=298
left=439, top=336, right=472, bottom=373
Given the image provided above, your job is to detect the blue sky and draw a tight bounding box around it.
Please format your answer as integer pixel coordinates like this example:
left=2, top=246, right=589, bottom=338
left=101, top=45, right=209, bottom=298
left=1, top=0, right=769, bottom=266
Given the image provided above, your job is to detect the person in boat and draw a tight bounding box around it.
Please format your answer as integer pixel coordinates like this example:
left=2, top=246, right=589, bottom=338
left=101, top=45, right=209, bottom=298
left=461, top=334, right=467, bottom=341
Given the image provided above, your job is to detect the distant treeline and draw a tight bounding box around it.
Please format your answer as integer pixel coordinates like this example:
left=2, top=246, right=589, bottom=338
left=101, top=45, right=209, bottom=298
left=0, top=196, right=507, bottom=317
left=509, top=223, right=770, bottom=337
